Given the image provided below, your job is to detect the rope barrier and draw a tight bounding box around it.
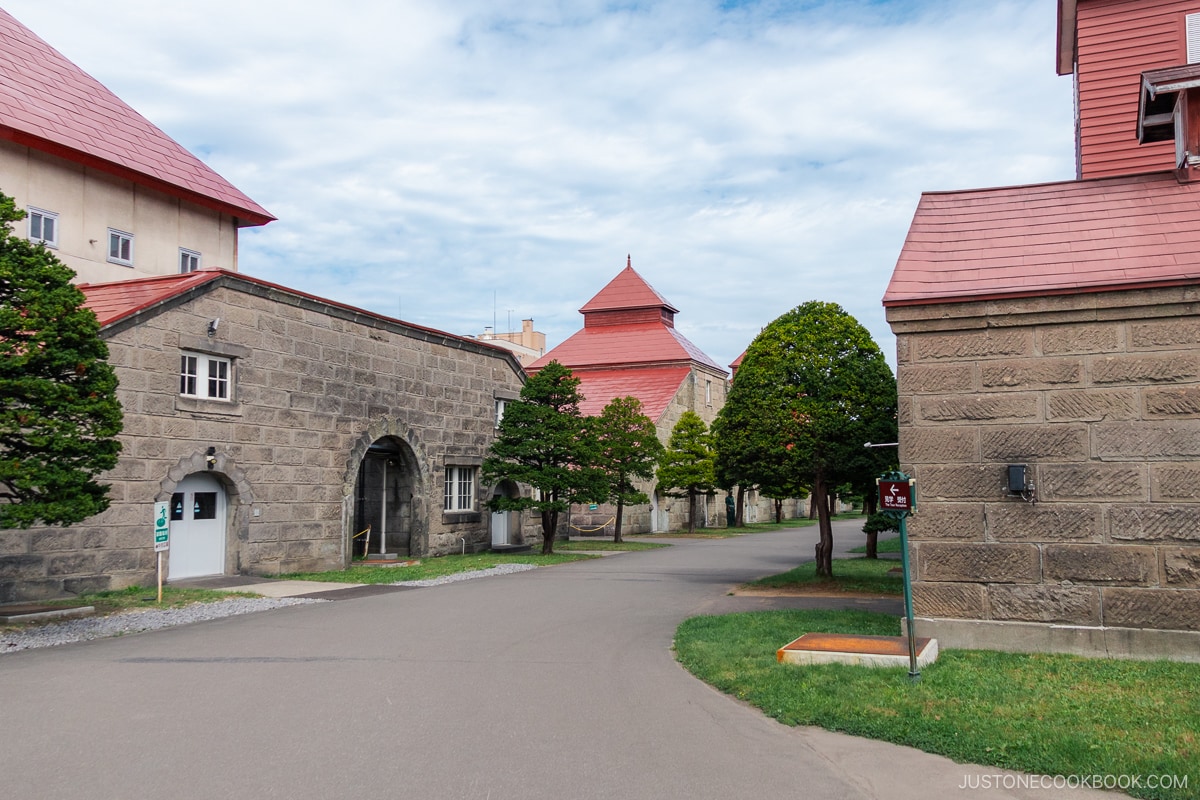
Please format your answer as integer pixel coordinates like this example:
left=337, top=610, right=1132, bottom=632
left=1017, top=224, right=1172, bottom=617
left=569, top=517, right=615, bottom=533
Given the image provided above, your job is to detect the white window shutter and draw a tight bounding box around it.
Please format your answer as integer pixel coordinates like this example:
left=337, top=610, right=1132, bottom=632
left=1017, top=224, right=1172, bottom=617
left=1188, top=13, right=1200, bottom=64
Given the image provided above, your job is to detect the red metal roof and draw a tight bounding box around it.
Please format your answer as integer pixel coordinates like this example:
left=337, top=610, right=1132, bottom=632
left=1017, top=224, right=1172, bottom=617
left=579, top=262, right=679, bottom=315
left=529, top=323, right=722, bottom=372
left=570, top=367, right=692, bottom=420
left=885, top=171, right=1200, bottom=306
left=81, top=271, right=222, bottom=326
left=0, top=9, right=274, bottom=227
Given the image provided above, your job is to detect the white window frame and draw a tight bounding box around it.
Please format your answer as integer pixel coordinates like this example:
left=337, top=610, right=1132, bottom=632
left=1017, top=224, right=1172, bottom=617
left=180, top=352, right=231, bottom=401
left=27, top=207, right=58, bottom=248
left=444, top=466, right=476, bottom=512
left=179, top=248, right=201, bottom=273
left=705, top=379, right=712, bottom=407
left=107, top=228, right=134, bottom=266
left=495, top=398, right=507, bottom=428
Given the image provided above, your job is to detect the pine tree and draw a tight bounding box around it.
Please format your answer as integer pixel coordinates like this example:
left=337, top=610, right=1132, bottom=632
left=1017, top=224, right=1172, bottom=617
left=0, top=191, right=123, bottom=527
left=656, top=411, right=716, bottom=534
left=594, top=396, right=664, bottom=542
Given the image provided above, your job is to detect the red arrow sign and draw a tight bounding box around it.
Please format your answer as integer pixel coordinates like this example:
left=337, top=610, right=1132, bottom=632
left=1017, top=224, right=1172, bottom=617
left=879, top=480, right=912, bottom=511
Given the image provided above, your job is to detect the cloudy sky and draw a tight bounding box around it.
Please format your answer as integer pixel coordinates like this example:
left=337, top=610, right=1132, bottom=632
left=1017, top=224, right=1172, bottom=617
left=4, top=0, right=1075, bottom=370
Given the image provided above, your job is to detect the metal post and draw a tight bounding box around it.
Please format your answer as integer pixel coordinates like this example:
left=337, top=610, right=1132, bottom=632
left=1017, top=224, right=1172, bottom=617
left=898, top=513, right=919, bottom=681
left=379, top=460, right=387, bottom=556
left=156, top=551, right=163, bottom=604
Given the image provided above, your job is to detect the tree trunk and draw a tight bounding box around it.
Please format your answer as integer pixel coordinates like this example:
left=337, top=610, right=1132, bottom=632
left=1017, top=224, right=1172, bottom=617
left=735, top=485, right=745, bottom=527
left=540, top=507, right=557, bottom=555
left=687, top=489, right=697, bottom=534
left=864, top=491, right=877, bottom=516
left=808, top=494, right=817, bottom=519
left=827, top=492, right=835, bottom=519
left=865, top=530, right=878, bottom=559
left=813, top=472, right=833, bottom=577
left=774, top=498, right=782, bottom=523
left=614, top=498, right=625, bottom=543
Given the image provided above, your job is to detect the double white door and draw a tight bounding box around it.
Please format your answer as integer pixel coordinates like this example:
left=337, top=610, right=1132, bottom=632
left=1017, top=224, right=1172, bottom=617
left=169, top=473, right=226, bottom=579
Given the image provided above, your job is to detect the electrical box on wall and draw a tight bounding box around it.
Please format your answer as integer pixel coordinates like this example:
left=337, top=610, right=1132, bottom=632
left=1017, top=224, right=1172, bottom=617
left=1005, top=464, right=1036, bottom=504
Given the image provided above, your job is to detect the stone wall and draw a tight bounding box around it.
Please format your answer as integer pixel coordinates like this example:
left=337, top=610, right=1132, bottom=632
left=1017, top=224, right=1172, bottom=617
left=0, top=275, right=527, bottom=602
left=888, top=286, right=1200, bottom=659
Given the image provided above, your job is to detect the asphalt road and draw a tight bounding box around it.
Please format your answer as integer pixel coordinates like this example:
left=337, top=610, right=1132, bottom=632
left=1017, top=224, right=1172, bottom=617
left=1, top=520, right=1118, bottom=800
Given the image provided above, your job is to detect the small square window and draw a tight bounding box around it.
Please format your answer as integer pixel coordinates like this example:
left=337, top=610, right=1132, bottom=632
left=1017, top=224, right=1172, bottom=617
left=444, top=466, right=476, bottom=512
left=28, top=207, right=58, bottom=247
left=180, top=248, right=201, bottom=273
left=180, top=352, right=231, bottom=401
left=108, top=229, right=134, bottom=266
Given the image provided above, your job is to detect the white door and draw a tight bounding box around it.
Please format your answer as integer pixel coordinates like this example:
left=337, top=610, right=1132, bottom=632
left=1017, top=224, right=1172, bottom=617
left=168, top=473, right=226, bottom=579
left=491, top=510, right=509, bottom=547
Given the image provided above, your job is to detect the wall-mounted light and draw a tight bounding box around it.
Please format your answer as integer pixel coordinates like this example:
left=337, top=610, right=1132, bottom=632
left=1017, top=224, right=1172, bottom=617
left=207, top=318, right=220, bottom=337
left=206, top=446, right=217, bottom=469
left=1005, top=464, right=1036, bottom=504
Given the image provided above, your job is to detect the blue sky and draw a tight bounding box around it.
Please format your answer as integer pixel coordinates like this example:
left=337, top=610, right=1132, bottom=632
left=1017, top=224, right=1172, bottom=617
left=4, top=0, right=1075, bottom=371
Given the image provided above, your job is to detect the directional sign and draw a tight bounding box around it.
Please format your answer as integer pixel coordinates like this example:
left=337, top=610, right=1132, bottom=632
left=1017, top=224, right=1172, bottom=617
left=879, top=480, right=913, bottom=512
left=154, top=501, right=170, bottom=552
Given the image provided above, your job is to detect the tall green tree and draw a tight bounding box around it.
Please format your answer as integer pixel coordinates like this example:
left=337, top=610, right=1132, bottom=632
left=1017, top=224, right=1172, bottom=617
left=656, top=411, right=716, bottom=535
left=721, top=301, right=896, bottom=577
left=482, top=360, right=605, bottom=554
left=594, top=396, right=664, bottom=542
left=0, top=191, right=123, bottom=528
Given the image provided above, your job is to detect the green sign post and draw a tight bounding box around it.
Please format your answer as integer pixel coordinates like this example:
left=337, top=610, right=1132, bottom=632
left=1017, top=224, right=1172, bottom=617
left=877, top=470, right=919, bottom=681
left=153, top=501, right=169, bottom=603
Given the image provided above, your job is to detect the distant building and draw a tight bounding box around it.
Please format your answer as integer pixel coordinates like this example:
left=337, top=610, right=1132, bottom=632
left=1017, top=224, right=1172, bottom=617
left=529, top=259, right=801, bottom=533
left=476, top=319, right=546, bottom=366
left=885, top=0, right=1200, bottom=661
left=0, top=8, right=274, bottom=284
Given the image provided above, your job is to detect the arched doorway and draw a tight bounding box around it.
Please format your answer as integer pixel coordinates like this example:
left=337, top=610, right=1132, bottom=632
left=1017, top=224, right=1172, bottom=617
left=353, top=437, right=417, bottom=558
left=490, top=480, right=520, bottom=547
left=168, top=472, right=227, bottom=578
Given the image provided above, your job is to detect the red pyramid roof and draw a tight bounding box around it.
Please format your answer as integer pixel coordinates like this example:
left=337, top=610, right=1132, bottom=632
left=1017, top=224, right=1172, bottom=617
left=579, top=262, right=679, bottom=314
left=571, top=367, right=692, bottom=420
left=0, top=9, right=274, bottom=227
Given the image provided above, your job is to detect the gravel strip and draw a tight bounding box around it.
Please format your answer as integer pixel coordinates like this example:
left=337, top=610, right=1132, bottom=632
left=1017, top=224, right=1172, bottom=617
left=391, top=562, right=539, bottom=587
left=1, top=597, right=321, bottom=654
left=1, top=564, right=541, bottom=654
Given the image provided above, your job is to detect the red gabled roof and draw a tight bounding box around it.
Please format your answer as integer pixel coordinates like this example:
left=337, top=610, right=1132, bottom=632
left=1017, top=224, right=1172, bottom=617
left=571, top=367, right=692, bottom=420
left=528, top=323, right=723, bottom=372
left=885, top=171, right=1200, bottom=306
left=0, top=9, right=274, bottom=227
left=579, top=262, right=679, bottom=314
left=81, top=271, right=222, bottom=326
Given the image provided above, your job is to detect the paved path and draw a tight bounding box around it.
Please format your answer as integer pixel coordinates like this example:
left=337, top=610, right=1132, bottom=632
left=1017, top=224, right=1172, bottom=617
left=1, top=520, right=1118, bottom=800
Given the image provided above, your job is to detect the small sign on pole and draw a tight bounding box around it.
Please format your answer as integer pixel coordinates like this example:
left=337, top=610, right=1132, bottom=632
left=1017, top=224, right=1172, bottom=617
left=153, top=501, right=169, bottom=603
left=877, top=471, right=920, bottom=681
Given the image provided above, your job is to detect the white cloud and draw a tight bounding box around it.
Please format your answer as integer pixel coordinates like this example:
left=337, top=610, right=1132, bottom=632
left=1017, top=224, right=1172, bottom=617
left=3, top=0, right=1075, bottom=370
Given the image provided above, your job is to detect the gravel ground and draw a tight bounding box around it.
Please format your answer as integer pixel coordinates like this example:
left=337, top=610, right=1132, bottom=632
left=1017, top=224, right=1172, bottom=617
left=1, top=564, right=541, bottom=655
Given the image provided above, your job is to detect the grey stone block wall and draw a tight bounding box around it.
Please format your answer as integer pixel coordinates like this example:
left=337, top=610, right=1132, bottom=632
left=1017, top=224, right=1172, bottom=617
left=0, top=276, right=526, bottom=601
left=888, top=285, right=1200, bottom=647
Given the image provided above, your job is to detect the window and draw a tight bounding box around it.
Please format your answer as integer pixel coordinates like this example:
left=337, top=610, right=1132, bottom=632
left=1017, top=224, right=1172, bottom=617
left=705, top=379, right=712, bottom=406
left=179, top=248, right=201, bottom=273
left=107, top=229, right=133, bottom=266
left=1189, top=13, right=1200, bottom=64
left=27, top=208, right=58, bottom=247
left=495, top=398, right=507, bottom=428
left=444, top=466, right=476, bottom=512
left=180, top=353, right=231, bottom=400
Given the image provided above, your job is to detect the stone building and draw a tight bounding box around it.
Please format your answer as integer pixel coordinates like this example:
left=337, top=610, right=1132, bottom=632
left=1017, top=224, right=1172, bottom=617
left=0, top=270, right=528, bottom=602
left=0, top=9, right=274, bottom=284
left=884, top=0, right=1200, bottom=660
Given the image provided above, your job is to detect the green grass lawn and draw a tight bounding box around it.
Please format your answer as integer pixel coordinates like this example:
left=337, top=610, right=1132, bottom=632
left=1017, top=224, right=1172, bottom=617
left=745, top=556, right=903, bottom=595
left=555, top=540, right=668, bottom=552
left=849, top=535, right=903, bottom=554
left=674, top=610, right=1199, bottom=800
left=284, top=551, right=597, bottom=584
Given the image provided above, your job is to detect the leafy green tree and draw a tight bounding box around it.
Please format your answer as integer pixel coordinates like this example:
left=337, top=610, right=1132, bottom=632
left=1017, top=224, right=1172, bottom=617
left=482, top=361, right=605, bottom=554
left=594, top=396, right=664, bottom=542
left=656, top=411, right=716, bottom=534
left=0, top=191, right=123, bottom=527
left=721, top=301, right=896, bottom=577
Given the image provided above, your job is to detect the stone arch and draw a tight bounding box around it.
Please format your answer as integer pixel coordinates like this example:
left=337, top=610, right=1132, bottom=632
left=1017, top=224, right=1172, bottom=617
left=157, top=450, right=254, bottom=576
left=342, top=418, right=429, bottom=561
